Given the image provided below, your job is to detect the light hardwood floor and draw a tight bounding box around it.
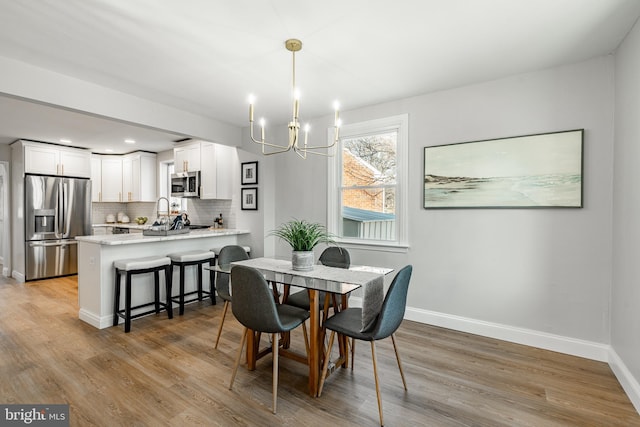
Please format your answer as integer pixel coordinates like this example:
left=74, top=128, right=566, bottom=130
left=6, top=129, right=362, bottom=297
left=0, top=274, right=638, bottom=426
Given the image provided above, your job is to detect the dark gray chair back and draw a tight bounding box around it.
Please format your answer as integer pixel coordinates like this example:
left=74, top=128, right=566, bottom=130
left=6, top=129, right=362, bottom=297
left=319, top=247, right=350, bottom=268
left=370, top=265, right=413, bottom=340
left=231, top=265, right=288, bottom=333
left=216, top=245, right=249, bottom=300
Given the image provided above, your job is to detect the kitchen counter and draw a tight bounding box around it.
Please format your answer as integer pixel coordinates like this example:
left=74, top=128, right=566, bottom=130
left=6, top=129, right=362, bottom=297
left=93, top=223, right=150, bottom=230
left=79, top=228, right=246, bottom=245
left=76, top=228, right=250, bottom=329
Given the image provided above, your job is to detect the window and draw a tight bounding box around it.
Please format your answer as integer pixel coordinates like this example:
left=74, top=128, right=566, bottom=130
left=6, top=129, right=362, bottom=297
left=328, top=114, right=408, bottom=248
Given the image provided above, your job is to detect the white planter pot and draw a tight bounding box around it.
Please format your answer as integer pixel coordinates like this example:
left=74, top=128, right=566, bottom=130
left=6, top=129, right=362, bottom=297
left=292, top=251, right=314, bottom=271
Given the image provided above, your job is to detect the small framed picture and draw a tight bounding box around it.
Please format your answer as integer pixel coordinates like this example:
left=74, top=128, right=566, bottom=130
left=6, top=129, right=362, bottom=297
left=241, top=161, right=258, bottom=185
left=241, top=187, right=258, bottom=210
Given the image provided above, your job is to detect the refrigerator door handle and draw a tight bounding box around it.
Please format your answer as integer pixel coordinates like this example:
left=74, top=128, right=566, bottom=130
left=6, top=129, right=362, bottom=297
left=54, top=180, right=63, bottom=239
left=62, top=180, right=69, bottom=238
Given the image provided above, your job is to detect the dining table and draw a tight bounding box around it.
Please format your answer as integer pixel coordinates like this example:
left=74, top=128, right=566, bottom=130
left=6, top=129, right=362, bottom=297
left=214, top=257, right=393, bottom=397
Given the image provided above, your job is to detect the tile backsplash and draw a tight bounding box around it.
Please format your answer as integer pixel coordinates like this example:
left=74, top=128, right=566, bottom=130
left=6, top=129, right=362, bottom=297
left=92, top=199, right=235, bottom=228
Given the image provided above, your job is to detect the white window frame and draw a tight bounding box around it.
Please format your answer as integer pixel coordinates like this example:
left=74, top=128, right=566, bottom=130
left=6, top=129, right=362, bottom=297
left=327, top=114, right=409, bottom=251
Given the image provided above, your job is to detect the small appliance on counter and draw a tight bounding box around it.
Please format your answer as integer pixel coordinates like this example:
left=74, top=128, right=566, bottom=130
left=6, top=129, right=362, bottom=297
left=105, top=214, right=115, bottom=223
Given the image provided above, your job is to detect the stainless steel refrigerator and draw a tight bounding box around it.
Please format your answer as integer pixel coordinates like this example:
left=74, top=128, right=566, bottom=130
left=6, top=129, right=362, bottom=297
left=24, top=174, right=91, bottom=281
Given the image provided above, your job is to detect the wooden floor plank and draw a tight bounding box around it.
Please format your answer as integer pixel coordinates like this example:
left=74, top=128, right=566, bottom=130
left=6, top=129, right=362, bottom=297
left=0, top=275, right=637, bottom=426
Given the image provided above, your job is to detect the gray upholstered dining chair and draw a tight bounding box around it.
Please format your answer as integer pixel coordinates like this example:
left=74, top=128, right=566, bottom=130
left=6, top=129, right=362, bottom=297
left=214, top=245, right=249, bottom=349
left=318, top=265, right=413, bottom=427
left=228, top=265, right=310, bottom=414
left=284, top=247, right=350, bottom=317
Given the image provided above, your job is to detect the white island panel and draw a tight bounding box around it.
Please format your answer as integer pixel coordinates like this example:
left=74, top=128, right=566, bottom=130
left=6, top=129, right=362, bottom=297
left=77, top=229, right=249, bottom=329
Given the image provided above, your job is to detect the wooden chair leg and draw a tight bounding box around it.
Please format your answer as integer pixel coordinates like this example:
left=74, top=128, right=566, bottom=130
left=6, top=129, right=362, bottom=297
left=215, top=301, right=229, bottom=349
left=318, top=330, right=336, bottom=397
left=391, top=334, right=407, bottom=390
left=322, top=292, right=332, bottom=323
left=301, top=321, right=310, bottom=362
left=272, top=333, right=279, bottom=414
left=371, top=341, right=384, bottom=427
left=229, top=327, right=247, bottom=390
left=351, top=338, right=356, bottom=370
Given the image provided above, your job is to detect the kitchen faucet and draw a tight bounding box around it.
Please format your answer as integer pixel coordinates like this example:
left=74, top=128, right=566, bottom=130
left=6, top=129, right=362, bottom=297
left=152, top=197, right=171, bottom=228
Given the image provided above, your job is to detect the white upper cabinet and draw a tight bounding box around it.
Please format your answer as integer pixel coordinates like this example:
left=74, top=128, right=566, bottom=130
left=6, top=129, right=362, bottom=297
left=99, top=156, right=124, bottom=202
left=123, top=152, right=157, bottom=202
left=174, top=140, right=235, bottom=200
left=24, top=142, right=91, bottom=178
left=200, top=142, right=234, bottom=200
left=90, top=155, right=102, bottom=202
left=174, top=143, right=201, bottom=173
left=92, top=152, right=157, bottom=203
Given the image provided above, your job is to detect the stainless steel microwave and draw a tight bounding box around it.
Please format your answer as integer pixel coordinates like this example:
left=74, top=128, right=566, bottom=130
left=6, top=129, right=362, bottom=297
left=171, top=171, right=200, bottom=198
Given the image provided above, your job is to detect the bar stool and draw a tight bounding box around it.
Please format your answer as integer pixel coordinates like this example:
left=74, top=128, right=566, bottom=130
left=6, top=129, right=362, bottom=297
left=167, top=250, right=216, bottom=315
left=113, top=255, right=173, bottom=333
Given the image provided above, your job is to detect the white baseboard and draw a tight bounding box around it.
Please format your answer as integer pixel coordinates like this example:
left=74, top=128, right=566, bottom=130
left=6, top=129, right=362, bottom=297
left=78, top=309, right=112, bottom=329
left=350, top=296, right=611, bottom=361
left=608, top=349, right=640, bottom=414
left=402, top=306, right=610, bottom=362
left=357, top=301, right=638, bottom=414
left=11, top=270, right=25, bottom=283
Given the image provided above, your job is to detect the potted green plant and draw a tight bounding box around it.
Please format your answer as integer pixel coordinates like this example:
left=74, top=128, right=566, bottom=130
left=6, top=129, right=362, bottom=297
left=269, top=219, right=336, bottom=271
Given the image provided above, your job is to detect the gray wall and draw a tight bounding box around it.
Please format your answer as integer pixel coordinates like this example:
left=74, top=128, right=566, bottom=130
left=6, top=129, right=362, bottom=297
left=240, top=54, right=640, bottom=411
left=613, top=18, right=640, bottom=394
left=258, top=54, right=615, bottom=348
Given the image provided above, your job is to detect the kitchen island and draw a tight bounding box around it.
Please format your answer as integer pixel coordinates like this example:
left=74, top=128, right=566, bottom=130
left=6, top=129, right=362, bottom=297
left=76, top=228, right=250, bottom=329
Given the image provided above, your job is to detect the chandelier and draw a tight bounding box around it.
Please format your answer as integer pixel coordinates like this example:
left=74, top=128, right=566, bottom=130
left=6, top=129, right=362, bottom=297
left=248, top=39, right=341, bottom=159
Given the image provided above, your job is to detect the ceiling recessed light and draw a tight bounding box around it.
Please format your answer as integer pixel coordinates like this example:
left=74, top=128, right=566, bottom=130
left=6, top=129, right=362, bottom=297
left=60, top=138, right=72, bottom=144
left=104, top=148, right=114, bottom=153
left=124, top=139, right=135, bottom=144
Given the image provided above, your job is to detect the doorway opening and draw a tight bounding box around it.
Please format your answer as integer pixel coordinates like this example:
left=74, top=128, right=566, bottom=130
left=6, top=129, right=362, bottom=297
left=0, top=161, right=9, bottom=277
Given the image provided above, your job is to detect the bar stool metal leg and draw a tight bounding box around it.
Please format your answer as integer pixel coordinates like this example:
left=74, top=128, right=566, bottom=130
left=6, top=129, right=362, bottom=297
left=165, top=265, right=173, bottom=319
left=125, top=271, right=133, bottom=333
left=113, top=269, right=121, bottom=327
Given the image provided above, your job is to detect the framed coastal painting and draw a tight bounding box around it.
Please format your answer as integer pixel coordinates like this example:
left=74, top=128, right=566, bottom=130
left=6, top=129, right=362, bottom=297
left=423, top=129, right=584, bottom=208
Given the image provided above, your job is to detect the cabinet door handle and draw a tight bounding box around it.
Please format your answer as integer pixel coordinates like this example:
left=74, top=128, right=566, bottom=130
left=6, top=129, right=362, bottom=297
left=119, top=192, right=122, bottom=202
left=99, top=191, right=102, bottom=202
left=61, top=164, right=64, bottom=175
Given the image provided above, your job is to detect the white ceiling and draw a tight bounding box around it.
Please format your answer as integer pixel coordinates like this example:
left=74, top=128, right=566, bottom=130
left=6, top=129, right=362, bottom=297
left=0, top=0, right=639, bottom=154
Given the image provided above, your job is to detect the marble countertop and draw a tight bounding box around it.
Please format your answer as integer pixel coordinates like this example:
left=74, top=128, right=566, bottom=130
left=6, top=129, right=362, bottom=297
left=92, top=223, right=150, bottom=230
left=76, top=228, right=250, bottom=246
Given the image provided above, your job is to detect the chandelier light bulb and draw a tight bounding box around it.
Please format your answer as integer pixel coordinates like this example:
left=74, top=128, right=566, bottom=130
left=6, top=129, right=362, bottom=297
left=248, top=94, right=256, bottom=122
